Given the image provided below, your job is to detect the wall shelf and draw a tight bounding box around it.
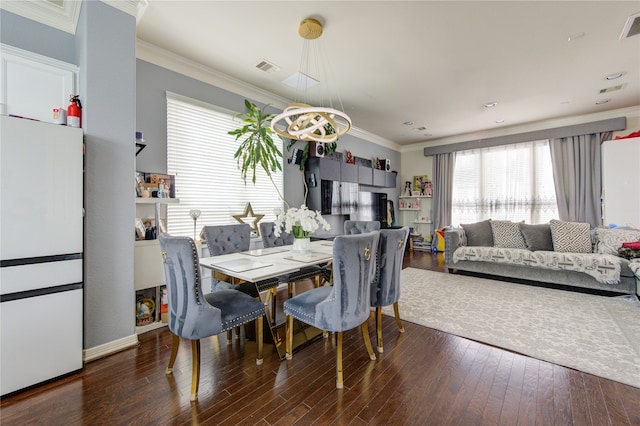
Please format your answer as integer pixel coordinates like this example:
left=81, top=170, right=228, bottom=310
left=135, top=197, right=180, bottom=335
left=135, top=197, right=180, bottom=204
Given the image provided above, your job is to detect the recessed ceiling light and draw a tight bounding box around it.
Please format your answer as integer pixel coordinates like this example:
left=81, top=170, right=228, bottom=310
left=605, top=72, right=625, bottom=80
left=595, top=99, right=610, bottom=105
left=495, top=119, right=505, bottom=124
left=403, top=121, right=413, bottom=126
left=483, top=102, right=498, bottom=108
left=568, top=32, right=585, bottom=41
left=413, top=126, right=427, bottom=131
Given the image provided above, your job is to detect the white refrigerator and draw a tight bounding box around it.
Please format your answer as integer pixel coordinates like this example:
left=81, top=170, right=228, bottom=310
left=601, top=137, right=640, bottom=228
left=1, top=115, right=84, bottom=395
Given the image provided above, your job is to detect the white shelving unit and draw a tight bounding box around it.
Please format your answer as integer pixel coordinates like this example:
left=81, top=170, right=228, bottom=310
left=398, top=195, right=433, bottom=251
left=134, top=197, right=179, bottom=334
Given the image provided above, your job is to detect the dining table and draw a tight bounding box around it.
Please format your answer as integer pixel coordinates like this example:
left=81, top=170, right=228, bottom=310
left=199, top=239, right=335, bottom=359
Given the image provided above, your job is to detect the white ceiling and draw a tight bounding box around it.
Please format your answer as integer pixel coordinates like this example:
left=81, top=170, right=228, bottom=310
left=135, top=1, right=640, bottom=147
left=7, top=1, right=638, bottom=147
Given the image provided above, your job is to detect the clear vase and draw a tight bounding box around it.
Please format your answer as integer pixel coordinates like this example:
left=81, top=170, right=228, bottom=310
left=292, top=237, right=311, bottom=253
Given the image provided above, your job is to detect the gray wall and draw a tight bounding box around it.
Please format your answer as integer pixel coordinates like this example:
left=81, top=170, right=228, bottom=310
left=77, top=2, right=136, bottom=348
left=0, top=9, right=76, bottom=64
left=136, top=59, right=401, bottom=230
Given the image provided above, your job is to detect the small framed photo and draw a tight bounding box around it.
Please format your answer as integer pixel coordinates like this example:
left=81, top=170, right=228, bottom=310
left=158, top=218, right=167, bottom=234
left=135, top=217, right=146, bottom=240
left=413, top=175, right=431, bottom=196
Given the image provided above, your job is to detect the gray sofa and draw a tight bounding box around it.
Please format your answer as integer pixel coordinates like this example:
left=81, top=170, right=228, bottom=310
left=444, top=219, right=638, bottom=296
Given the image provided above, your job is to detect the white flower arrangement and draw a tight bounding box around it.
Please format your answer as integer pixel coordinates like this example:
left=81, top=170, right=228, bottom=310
left=274, top=204, right=331, bottom=238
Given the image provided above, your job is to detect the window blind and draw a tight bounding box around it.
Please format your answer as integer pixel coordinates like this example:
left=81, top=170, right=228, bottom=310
left=166, top=93, right=283, bottom=237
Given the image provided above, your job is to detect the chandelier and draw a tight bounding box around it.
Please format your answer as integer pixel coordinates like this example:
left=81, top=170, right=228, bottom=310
left=271, top=18, right=352, bottom=143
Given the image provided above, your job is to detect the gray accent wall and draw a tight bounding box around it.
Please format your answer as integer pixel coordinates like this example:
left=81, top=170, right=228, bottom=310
left=0, top=10, right=76, bottom=64
left=136, top=59, right=401, bottom=214
left=77, top=1, right=137, bottom=348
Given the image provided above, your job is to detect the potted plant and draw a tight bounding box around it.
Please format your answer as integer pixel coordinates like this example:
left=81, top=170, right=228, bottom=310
left=229, top=100, right=340, bottom=206
left=228, top=100, right=287, bottom=203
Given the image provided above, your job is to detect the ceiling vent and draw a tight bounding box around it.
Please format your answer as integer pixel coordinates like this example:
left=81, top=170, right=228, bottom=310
left=620, top=12, right=640, bottom=39
left=599, top=83, right=627, bottom=94
left=255, top=60, right=280, bottom=74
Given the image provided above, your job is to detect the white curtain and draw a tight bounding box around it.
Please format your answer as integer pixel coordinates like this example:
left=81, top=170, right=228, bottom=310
left=451, top=140, right=558, bottom=225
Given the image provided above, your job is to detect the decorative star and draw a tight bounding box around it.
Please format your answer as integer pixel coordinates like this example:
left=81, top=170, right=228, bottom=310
left=232, top=202, right=264, bottom=233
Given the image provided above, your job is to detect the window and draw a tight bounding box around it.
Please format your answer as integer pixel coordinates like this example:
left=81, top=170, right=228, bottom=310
left=451, top=140, right=558, bottom=225
left=166, top=93, right=283, bottom=237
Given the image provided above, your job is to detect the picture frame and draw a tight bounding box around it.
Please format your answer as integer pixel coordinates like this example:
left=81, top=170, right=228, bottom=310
left=413, top=175, right=431, bottom=196
left=135, top=217, right=146, bottom=240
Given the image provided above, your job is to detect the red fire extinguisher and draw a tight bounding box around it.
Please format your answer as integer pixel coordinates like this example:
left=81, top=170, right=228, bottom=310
left=67, top=94, right=82, bottom=128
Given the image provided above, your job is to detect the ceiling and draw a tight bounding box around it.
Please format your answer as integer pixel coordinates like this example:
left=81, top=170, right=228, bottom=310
left=134, top=1, right=639, bottom=147
left=5, top=1, right=638, bottom=147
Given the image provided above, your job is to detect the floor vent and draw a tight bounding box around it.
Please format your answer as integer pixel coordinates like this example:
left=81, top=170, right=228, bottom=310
left=620, top=12, right=640, bottom=39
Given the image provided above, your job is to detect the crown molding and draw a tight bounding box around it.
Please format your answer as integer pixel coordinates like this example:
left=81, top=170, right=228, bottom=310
left=0, top=0, right=81, bottom=34
left=136, top=39, right=399, bottom=151
left=402, top=105, right=640, bottom=153
left=101, top=0, right=143, bottom=20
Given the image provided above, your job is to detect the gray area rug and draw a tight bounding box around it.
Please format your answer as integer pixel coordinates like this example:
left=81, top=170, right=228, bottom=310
left=383, top=268, right=640, bottom=388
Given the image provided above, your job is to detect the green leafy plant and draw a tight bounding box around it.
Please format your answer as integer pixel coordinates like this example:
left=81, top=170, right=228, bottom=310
left=229, top=99, right=284, bottom=185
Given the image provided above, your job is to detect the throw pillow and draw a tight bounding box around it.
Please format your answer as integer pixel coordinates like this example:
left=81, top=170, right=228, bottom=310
left=490, top=220, right=527, bottom=248
left=519, top=223, right=554, bottom=251
left=461, top=219, right=493, bottom=246
left=549, top=219, right=592, bottom=253
left=594, top=227, right=640, bottom=255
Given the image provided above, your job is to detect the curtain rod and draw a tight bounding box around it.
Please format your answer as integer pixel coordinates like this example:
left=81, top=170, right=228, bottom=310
left=423, top=117, right=626, bottom=156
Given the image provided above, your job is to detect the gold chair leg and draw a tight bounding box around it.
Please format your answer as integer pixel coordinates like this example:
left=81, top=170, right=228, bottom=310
left=256, top=315, right=264, bottom=365
left=190, top=340, right=201, bottom=402
left=361, top=320, right=376, bottom=361
left=285, top=314, right=293, bottom=360
left=336, top=331, right=344, bottom=389
left=263, top=287, right=272, bottom=306
left=271, top=288, right=277, bottom=323
left=166, top=333, right=180, bottom=374
left=376, top=307, right=384, bottom=353
left=393, top=301, right=405, bottom=333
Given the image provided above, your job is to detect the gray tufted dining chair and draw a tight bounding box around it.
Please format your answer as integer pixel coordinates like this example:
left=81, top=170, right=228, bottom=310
left=159, top=234, right=265, bottom=402
left=283, top=232, right=380, bottom=389
left=260, top=221, right=329, bottom=291
left=371, top=226, right=410, bottom=353
left=344, top=220, right=381, bottom=235
left=202, top=224, right=279, bottom=297
left=259, top=221, right=329, bottom=322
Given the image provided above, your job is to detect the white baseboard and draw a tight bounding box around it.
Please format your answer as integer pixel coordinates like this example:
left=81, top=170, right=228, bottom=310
left=83, top=334, right=139, bottom=363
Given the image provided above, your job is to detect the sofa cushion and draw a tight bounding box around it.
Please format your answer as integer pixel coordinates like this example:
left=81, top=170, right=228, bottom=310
left=594, top=227, right=640, bottom=255
left=550, top=219, right=592, bottom=253
left=491, top=220, right=527, bottom=248
left=519, top=223, right=554, bottom=251
left=461, top=219, right=493, bottom=246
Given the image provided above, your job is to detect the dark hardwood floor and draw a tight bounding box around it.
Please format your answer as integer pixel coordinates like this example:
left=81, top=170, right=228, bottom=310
left=2, top=251, right=639, bottom=425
